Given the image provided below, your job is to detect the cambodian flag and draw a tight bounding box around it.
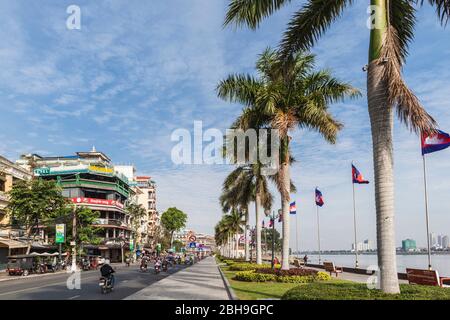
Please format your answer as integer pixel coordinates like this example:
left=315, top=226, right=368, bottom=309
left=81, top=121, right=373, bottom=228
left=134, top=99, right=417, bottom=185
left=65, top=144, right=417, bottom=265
left=268, top=218, right=274, bottom=228
left=262, top=220, right=265, bottom=229
left=315, top=188, right=324, bottom=207
left=421, top=130, right=450, bottom=155
left=352, top=165, right=369, bottom=184
left=289, top=202, right=297, bottom=215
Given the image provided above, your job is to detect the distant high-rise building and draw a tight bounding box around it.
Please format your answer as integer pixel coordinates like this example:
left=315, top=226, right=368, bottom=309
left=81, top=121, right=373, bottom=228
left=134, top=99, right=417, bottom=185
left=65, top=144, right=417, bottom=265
left=438, top=235, right=443, bottom=248
left=352, top=239, right=373, bottom=252
left=430, top=233, right=437, bottom=247
left=402, top=239, right=417, bottom=252
left=442, top=236, right=449, bottom=249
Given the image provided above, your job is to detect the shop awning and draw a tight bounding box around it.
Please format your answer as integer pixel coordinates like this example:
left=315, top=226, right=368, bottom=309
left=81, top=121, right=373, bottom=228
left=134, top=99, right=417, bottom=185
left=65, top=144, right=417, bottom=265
left=0, top=238, right=28, bottom=249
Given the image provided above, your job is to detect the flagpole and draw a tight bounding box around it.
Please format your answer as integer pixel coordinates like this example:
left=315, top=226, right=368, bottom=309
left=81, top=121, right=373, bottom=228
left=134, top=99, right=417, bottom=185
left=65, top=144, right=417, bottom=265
left=296, top=211, right=299, bottom=256
left=352, top=180, right=359, bottom=269
left=422, top=153, right=432, bottom=270
left=316, top=204, right=321, bottom=265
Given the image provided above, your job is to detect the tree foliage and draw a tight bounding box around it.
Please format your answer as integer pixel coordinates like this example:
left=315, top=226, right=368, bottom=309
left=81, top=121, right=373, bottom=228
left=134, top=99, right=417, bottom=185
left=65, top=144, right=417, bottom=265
left=7, top=179, right=67, bottom=252
left=160, top=207, right=188, bottom=238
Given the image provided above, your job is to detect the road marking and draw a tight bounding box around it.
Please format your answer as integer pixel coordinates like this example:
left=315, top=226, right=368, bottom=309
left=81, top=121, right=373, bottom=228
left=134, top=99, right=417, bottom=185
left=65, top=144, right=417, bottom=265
left=68, top=295, right=80, bottom=300
left=0, top=274, right=99, bottom=297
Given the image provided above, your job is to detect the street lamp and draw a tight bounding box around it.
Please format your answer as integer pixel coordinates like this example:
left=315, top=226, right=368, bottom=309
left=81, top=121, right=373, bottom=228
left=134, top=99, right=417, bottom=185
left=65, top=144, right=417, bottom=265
left=265, top=209, right=281, bottom=269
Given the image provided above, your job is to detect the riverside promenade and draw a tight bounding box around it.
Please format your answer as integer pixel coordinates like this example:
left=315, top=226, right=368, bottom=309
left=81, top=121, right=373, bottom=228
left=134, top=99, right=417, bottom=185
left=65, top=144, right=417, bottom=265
left=125, top=256, right=230, bottom=300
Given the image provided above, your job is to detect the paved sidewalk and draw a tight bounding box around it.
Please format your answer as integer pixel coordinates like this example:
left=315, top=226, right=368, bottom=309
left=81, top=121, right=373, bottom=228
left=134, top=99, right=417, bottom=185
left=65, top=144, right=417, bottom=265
left=125, top=257, right=229, bottom=300
left=305, top=266, right=409, bottom=284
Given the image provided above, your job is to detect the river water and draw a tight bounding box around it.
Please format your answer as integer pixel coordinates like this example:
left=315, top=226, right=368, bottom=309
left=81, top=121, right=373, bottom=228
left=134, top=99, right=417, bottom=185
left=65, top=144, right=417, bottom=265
left=297, top=254, right=450, bottom=275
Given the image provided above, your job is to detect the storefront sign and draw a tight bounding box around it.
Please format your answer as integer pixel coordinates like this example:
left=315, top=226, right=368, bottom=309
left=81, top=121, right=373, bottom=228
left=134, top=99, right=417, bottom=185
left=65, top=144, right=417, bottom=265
left=34, top=167, right=51, bottom=175
left=71, top=197, right=124, bottom=209
left=130, top=239, right=134, bottom=251
left=88, top=165, right=114, bottom=174
left=55, top=224, right=65, bottom=244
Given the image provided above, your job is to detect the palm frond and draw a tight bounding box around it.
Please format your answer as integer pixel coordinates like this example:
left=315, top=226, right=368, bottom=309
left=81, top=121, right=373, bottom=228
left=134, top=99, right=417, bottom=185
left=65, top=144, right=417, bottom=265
left=379, top=25, right=437, bottom=133
left=422, top=0, right=450, bottom=25
left=216, top=74, right=262, bottom=107
left=390, top=0, right=417, bottom=62
left=280, top=0, right=353, bottom=57
left=224, top=0, right=291, bottom=29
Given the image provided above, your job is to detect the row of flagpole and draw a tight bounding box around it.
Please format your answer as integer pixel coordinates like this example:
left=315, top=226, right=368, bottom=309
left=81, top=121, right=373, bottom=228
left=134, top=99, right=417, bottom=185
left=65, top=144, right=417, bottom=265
left=256, top=130, right=449, bottom=270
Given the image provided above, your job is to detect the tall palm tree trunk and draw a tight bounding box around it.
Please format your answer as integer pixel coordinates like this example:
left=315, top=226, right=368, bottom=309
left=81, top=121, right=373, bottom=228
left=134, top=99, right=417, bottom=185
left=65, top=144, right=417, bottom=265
left=235, top=233, right=239, bottom=258
left=281, top=159, right=291, bottom=270
left=255, top=193, right=262, bottom=264
left=245, top=207, right=250, bottom=261
left=280, top=137, right=291, bottom=270
left=368, top=0, right=400, bottom=294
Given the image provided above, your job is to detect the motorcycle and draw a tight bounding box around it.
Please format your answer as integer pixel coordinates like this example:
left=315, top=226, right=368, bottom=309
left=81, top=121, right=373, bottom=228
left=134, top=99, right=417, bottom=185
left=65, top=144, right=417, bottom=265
left=99, top=275, right=114, bottom=294
left=125, top=258, right=131, bottom=267
left=140, top=261, right=148, bottom=272
left=154, top=263, right=161, bottom=274
left=82, top=260, right=91, bottom=271
left=162, top=261, right=168, bottom=272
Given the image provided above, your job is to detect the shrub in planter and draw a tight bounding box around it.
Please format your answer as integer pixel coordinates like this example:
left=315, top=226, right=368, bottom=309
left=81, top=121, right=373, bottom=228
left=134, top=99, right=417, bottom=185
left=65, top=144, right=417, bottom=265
left=315, top=271, right=332, bottom=281
left=229, top=263, right=271, bottom=271
left=277, top=275, right=315, bottom=283
left=234, top=271, right=277, bottom=282
left=256, top=267, right=318, bottom=277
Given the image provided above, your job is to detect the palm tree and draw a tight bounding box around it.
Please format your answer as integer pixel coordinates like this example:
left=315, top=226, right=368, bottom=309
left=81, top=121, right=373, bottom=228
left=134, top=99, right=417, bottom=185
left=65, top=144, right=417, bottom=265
left=224, top=0, right=447, bottom=293
left=217, top=48, right=359, bottom=270
left=220, top=166, right=253, bottom=261
left=220, top=163, right=273, bottom=263
left=215, top=219, right=229, bottom=257
left=224, top=210, right=245, bottom=258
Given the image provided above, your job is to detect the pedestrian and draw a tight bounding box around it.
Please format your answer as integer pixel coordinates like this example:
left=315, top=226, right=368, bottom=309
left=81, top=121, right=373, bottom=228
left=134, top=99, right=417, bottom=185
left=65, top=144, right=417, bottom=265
left=303, top=255, right=308, bottom=266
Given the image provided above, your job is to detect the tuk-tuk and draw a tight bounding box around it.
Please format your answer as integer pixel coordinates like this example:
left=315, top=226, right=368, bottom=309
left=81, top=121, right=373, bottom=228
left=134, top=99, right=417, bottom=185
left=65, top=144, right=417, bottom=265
left=6, top=254, right=36, bottom=276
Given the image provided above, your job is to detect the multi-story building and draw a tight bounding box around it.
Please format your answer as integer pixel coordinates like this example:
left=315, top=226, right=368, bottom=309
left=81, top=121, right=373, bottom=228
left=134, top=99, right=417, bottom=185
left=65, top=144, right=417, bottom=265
left=134, top=176, right=159, bottom=249
left=112, top=166, right=160, bottom=252
left=442, top=235, right=449, bottom=249
left=173, top=229, right=216, bottom=253
left=402, top=239, right=417, bottom=252
left=19, top=148, right=134, bottom=262
left=0, top=155, right=31, bottom=264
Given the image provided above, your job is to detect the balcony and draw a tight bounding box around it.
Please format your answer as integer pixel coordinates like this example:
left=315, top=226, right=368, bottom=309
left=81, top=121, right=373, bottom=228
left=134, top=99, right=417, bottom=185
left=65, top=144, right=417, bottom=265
left=94, top=218, right=129, bottom=228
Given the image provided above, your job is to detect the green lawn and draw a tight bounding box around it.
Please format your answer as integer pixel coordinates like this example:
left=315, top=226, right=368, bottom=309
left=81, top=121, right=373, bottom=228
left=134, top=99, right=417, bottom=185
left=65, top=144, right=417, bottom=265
left=221, top=265, right=450, bottom=300
left=282, top=281, right=450, bottom=300
left=221, top=266, right=301, bottom=300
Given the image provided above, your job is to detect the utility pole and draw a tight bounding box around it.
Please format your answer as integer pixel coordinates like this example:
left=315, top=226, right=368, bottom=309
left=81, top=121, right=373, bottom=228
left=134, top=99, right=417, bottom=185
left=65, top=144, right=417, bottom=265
left=71, top=205, right=77, bottom=272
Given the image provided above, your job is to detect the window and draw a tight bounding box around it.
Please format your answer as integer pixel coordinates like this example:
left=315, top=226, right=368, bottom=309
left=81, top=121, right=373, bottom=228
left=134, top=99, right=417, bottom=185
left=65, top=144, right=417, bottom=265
left=0, top=179, right=5, bottom=192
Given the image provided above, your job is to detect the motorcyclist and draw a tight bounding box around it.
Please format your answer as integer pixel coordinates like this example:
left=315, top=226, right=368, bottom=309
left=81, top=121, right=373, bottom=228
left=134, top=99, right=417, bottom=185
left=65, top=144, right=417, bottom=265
left=100, top=263, right=115, bottom=288
left=162, top=258, right=168, bottom=271
left=154, top=257, right=161, bottom=273
left=140, top=255, right=149, bottom=271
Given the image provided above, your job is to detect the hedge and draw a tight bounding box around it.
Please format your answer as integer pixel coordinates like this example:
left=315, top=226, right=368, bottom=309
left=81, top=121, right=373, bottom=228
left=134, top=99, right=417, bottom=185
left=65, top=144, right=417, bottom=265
left=233, top=270, right=331, bottom=283
left=234, top=271, right=277, bottom=282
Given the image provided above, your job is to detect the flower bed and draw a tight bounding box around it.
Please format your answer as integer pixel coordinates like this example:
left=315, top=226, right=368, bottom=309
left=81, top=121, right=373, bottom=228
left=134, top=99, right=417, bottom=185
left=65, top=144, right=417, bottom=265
left=256, top=268, right=318, bottom=277
left=234, top=269, right=331, bottom=283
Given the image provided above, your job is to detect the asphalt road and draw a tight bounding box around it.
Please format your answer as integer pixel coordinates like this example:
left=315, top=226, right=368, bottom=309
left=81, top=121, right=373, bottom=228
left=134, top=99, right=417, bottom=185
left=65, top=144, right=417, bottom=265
left=0, top=262, right=188, bottom=300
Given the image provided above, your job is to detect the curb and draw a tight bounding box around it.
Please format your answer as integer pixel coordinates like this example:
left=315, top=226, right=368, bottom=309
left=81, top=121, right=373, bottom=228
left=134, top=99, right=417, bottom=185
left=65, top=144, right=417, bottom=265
left=0, top=263, right=130, bottom=283
left=0, top=270, right=68, bottom=283
left=217, top=265, right=238, bottom=301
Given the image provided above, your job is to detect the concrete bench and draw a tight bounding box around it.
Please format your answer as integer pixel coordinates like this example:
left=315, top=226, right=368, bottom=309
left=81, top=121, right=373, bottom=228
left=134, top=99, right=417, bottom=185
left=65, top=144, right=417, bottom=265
left=293, top=259, right=305, bottom=268
left=406, top=268, right=450, bottom=287
left=324, top=261, right=343, bottom=277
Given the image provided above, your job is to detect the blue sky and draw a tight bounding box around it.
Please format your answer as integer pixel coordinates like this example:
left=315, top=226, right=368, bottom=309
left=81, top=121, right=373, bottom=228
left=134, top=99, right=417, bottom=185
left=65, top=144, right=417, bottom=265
left=0, top=1, right=449, bottom=250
